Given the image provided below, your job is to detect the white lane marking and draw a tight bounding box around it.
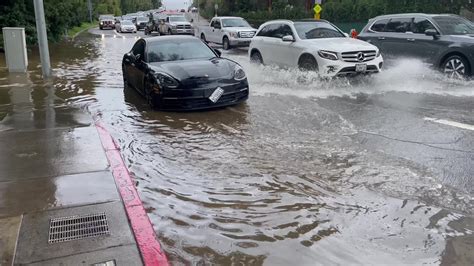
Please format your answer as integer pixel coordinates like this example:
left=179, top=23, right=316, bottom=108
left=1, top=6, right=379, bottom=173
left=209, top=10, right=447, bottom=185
left=424, top=117, right=474, bottom=131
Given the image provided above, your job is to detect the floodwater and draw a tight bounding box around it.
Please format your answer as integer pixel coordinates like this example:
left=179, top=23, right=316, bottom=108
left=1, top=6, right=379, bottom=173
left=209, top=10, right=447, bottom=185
left=1, top=32, right=473, bottom=265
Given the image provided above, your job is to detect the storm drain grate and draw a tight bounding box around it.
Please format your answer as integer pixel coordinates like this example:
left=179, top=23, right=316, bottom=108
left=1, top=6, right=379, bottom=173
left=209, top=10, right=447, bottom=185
left=48, top=212, right=110, bottom=244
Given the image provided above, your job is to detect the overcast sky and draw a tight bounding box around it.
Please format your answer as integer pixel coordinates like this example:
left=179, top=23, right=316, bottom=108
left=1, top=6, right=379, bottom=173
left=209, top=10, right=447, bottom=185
left=162, top=0, right=191, bottom=10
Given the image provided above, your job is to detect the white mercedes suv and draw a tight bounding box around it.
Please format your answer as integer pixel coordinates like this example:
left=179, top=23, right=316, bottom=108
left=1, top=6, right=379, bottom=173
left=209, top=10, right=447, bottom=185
left=249, top=19, right=384, bottom=77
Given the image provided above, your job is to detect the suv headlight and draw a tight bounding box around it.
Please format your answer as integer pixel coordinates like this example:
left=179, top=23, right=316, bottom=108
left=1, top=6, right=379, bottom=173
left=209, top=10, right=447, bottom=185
left=318, top=50, right=338, bottom=61
left=234, top=65, right=246, bottom=81
left=229, top=32, right=238, bottom=38
left=376, top=49, right=381, bottom=57
left=155, top=73, right=179, bottom=88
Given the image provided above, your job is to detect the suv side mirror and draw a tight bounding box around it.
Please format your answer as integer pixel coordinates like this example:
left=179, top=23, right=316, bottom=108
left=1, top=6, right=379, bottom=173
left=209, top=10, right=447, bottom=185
left=282, top=35, right=295, bottom=42
left=425, top=29, right=439, bottom=38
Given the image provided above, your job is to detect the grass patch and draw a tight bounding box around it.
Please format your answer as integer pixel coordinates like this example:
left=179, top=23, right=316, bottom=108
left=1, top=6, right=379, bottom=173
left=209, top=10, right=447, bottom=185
left=68, top=21, right=98, bottom=38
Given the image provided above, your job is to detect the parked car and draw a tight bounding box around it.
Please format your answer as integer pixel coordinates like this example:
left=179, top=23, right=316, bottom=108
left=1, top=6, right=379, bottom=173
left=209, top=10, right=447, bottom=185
left=249, top=19, right=383, bottom=77
left=122, top=36, right=249, bottom=110
left=196, top=17, right=257, bottom=50
left=135, top=16, right=149, bottom=30
left=99, top=15, right=114, bottom=30
left=117, top=20, right=137, bottom=33
left=145, top=14, right=193, bottom=35
left=180, top=9, right=186, bottom=13
left=358, top=13, right=474, bottom=78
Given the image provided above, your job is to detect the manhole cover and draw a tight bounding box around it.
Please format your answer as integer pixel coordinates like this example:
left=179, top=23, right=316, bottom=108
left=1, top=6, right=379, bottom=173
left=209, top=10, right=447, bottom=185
left=48, top=212, right=110, bottom=244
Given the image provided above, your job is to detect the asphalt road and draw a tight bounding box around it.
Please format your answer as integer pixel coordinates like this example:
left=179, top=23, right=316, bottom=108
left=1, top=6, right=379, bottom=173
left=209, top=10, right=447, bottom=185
left=81, top=27, right=473, bottom=264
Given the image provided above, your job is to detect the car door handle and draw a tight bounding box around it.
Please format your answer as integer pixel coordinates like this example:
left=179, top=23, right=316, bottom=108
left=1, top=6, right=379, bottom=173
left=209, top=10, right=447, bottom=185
left=407, top=38, right=415, bottom=42
left=378, top=37, right=386, bottom=40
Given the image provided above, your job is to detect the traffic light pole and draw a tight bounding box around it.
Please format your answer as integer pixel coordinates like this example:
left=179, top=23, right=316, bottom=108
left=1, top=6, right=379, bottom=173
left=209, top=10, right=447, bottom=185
left=33, top=0, right=51, bottom=78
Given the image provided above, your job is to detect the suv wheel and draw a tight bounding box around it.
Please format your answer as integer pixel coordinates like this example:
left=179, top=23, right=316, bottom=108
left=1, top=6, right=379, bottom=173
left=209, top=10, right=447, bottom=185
left=299, top=55, right=319, bottom=72
left=250, top=51, right=263, bottom=65
left=223, top=37, right=230, bottom=50
left=442, top=55, right=470, bottom=78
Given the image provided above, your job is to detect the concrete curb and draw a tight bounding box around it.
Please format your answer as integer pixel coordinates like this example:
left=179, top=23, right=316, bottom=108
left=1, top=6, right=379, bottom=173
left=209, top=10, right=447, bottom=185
left=94, top=120, right=169, bottom=266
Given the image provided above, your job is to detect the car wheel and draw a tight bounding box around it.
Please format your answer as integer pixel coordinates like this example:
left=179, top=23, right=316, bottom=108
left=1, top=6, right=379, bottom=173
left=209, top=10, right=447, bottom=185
left=299, top=55, right=319, bottom=72
left=122, top=65, right=129, bottom=89
left=144, top=80, right=157, bottom=108
left=201, top=33, right=207, bottom=43
left=442, top=55, right=470, bottom=79
left=223, top=37, right=230, bottom=50
left=250, top=51, right=263, bottom=65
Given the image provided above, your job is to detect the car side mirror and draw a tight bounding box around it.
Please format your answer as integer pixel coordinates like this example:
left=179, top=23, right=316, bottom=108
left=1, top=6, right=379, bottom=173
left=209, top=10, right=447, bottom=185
left=425, top=29, right=439, bottom=38
left=282, top=35, right=294, bottom=42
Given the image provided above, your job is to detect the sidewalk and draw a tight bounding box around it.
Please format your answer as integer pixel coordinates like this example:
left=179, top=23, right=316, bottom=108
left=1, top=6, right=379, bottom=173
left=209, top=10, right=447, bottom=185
left=0, top=71, right=166, bottom=264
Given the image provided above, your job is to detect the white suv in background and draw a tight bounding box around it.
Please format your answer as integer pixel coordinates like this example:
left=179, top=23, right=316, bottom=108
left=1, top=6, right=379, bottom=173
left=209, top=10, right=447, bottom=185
left=249, top=19, right=384, bottom=77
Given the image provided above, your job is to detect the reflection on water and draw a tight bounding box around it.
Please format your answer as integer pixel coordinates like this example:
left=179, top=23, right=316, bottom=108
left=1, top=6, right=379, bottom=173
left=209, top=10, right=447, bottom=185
left=1, top=33, right=473, bottom=264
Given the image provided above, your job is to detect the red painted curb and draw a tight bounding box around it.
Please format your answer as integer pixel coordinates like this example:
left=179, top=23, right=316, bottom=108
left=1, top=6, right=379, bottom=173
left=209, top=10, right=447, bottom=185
left=95, top=121, right=169, bottom=266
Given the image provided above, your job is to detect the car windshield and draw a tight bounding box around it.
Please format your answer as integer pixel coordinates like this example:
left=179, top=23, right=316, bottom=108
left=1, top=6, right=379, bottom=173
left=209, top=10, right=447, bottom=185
left=433, top=16, right=474, bottom=35
left=122, top=20, right=133, bottom=25
left=147, top=39, right=216, bottom=62
left=222, top=18, right=251, bottom=28
left=169, top=16, right=186, bottom=22
left=294, top=22, right=345, bottom=39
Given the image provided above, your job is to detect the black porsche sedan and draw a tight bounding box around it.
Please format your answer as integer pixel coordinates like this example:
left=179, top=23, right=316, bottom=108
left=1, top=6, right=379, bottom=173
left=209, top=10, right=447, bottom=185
left=122, top=36, right=249, bottom=110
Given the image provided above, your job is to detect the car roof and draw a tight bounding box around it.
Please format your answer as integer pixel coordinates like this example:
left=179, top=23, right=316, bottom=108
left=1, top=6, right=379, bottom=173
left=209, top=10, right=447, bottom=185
left=371, top=13, right=459, bottom=20
left=260, top=19, right=331, bottom=26
left=144, top=35, right=200, bottom=44
left=214, top=16, right=245, bottom=20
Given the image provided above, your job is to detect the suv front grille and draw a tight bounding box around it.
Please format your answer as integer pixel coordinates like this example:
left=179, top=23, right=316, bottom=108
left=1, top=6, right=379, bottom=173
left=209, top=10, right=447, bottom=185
left=341, top=50, right=377, bottom=62
left=239, top=31, right=255, bottom=38
left=176, top=25, right=191, bottom=29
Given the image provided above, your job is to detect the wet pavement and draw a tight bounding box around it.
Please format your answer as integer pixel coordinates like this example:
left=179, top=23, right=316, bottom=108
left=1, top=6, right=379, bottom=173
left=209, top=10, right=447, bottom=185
left=1, top=27, right=474, bottom=265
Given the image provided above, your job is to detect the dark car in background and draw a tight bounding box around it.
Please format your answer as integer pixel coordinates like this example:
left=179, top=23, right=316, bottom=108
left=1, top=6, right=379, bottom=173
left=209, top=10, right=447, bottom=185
left=358, top=13, right=474, bottom=78
left=122, top=36, right=249, bottom=110
left=135, top=16, right=149, bottom=30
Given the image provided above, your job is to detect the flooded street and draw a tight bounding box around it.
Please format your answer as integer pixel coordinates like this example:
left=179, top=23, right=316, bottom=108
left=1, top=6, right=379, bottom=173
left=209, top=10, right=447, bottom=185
left=1, top=30, right=473, bottom=264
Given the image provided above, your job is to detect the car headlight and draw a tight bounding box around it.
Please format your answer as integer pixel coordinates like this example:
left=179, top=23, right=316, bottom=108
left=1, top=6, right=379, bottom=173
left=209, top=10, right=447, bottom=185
left=100, top=22, right=103, bottom=25
left=229, top=32, right=237, bottom=38
left=155, top=73, right=179, bottom=88
left=171, top=25, right=177, bottom=29
left=376, top=49, right=381, bottom=57
left=318, top=50, right=338, bottom=61
left=234, top=65, right=246, bottom=81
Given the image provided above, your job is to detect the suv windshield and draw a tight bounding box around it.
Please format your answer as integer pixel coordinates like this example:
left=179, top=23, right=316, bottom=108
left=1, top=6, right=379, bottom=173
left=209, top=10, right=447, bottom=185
left=294, top=22, right=345, bottom=39
left=222, top=18, right=251, bottom=27
left=169, top=16, right=186, bottom=22
left=147, top=39, right=216, bottom=62
left=433, top=16, right=474, bottom=35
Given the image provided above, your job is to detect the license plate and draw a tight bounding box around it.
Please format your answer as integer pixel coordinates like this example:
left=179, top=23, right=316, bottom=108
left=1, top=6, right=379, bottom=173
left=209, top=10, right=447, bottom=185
left=355, top=64, right=367, bottom=72
left=209, top=87, right=224, bottom=103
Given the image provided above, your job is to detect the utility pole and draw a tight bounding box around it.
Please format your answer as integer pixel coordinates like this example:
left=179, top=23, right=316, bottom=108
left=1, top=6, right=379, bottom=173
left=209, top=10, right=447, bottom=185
left=33, top=0, right=51, bottom=78
left=88, top=0, right=93, bottom=23
left=268, top=0, right=272, bottom=12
